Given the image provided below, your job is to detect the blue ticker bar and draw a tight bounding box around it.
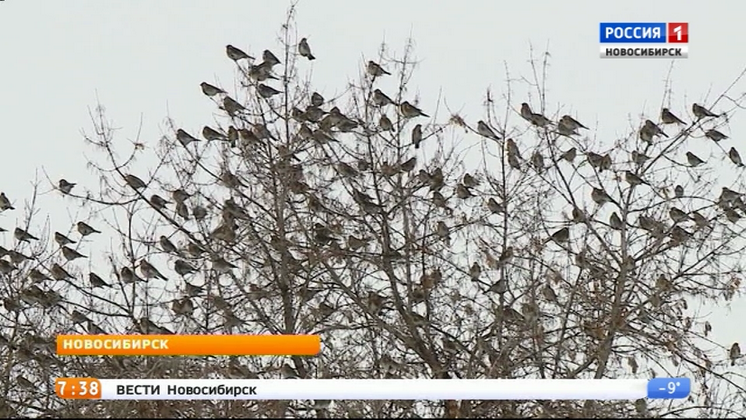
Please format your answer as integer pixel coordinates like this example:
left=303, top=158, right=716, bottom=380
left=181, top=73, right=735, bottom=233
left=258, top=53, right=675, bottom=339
left=599, top=22, right=667, bottom=43
left=647, top=378, right=690, bottom=399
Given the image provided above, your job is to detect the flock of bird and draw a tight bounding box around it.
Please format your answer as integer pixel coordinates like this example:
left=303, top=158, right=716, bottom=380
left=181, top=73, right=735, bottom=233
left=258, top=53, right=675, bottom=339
left=502, top=101, right=741, bottom=366
left=1, top=37, right=741, bottom=370
left=509, top=101, right=746, bottom=254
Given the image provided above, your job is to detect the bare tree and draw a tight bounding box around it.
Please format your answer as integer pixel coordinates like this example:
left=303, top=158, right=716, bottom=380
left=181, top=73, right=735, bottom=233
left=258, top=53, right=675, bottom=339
left=1, top=7, right=744, bottom=418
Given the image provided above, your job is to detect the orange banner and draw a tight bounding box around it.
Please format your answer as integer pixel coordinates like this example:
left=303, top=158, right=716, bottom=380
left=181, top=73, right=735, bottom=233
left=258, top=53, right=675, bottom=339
left=56, top=334, right=320, bottom=356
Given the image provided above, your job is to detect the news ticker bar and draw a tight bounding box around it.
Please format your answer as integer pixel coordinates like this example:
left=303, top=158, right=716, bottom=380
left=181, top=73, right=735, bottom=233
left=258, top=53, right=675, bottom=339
left=55, top=335, right=320, bottom=356
left=55, top=378, right=691, bottom=400
left=599, top=46, right=688, bottom=59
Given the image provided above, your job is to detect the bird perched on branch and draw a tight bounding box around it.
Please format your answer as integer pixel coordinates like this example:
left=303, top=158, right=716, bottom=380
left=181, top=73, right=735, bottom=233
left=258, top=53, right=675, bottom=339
left=559, top=115, right=587, bottom=131
left=158, top=235, right=178, bottom=254
left=58, top=179, right=76, bottom=195
left=560, top=148, right=577, bottom=162
left=520, top=103, right=533, bottom=121
left=203, top=126, right=226, bottom=141
left=263, top=50, right=281, bottom=67
left=150, top=194, right=170, bottom=210
left=28, top=269, right=52, bottom=283
left=686, top=152, right=705, bottom=167
left=222, top=96, right=246, bottom=115
left=174, top=259, right=197, bottom=276
left=367, top=61, right=391, bottom=77
left=591, top=187, right=613, bottom=206
left=726, top=147, right=743, bottom=167
left=730, top=342, right=741, bottom=366
left=705, top=129, right=728, bottom=142
left=50, top=264, right=73, bottom=281
left=176, top=129, right=200, bottom=147
left=400, top=101, right=429, bottom=118
left=0, top=193, right=14, bottom=211
left=661, top=108, right=686, bottom=125
left=54, top=232, right=76, bottom=246
left=14, top=228, right=38, bottom=242
left=200, top=82, right=225, bottom=97
left=549, top=227, right=570, bottom=244
left=226, top=45, right=254, bottom=62
left=412, top=124, right=423, bottom=149
left=624, top=171, right=646, bottom=187
left=477, top=121, right=500, bottom=140
left=639, top=119, right=667, bottom=143
left=669, top=207, right=689, bottom=223
left=139, top=260, right=167, bottom=281
left=298, top=38, right=315, bottom=60
left=89, top=272, right=111, bottom=288
left=487, top=198, right=505, bottom=214
left=172, top=189, right=190, bottom=204
left=257, top=84, right=282, bottom=98
left=62, top=246, right=87, bottom=261
left=309, top=92, right=324, bottom=107
left=124, top=174, right=147, bottom=190
left=372, top=89, right=395, bottom=107
left=692, top=103, right=719, bottom=119
left=120, top=266, right=143, bottom=284
left=436, top=221, right=451, bottom=246
left=77, top=221, right=101, bottom=236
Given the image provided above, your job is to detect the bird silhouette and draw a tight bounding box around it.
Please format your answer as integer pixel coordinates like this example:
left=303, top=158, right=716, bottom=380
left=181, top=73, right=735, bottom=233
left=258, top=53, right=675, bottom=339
left=661, top=108, right=686, bottom=125
left=298, top=38, right=315, bottom=60
left=591, top=188, right=613, bottom=206
left=477, top=121, right=500, bottom=140
left=62, top=246, right=87, bottom=261
left=263, top=49, right=281, bottom=66
left=139, top=260, right=167, bottom=281
left=124, top=174, right=147, bottom=190
left=89, top=272, right=110, bottom=288
left=200, top=82, right=225, bottom=97
left=520, top=103, right=533, bottom=121
left=559, top=115, right=587, bottom=130
left=692, top=103, right=719, bottom=119
left=729, top=147, right=743, bottom=166
left=58, top=179, right=76, bottom=194
left=176, top=129, right=200, bottom=147
left=372, top=89, right=395, bottom=107
left=14, top=228, right=38, bottom=242
left=257, top=84, right=282, bottom=98
left=400, top=102, right=429, bottom=118
left=54, top=232, right=76, bottom=246
left=367, top=61, right=391, bottom=77
left=0, top=193, right=14, bottom=211
left=560, top=148, right=577, bottom=162
left=77, top=221, right=101, bottom=236
left=686, top=152, right=705, bottom=167
left=226, top=45, right=254, bottom=62
left=412, top=124, right=423, bottom=149
left=705, top=129, right=728, bottom=142
left=730, top=342, right=741, bottom=366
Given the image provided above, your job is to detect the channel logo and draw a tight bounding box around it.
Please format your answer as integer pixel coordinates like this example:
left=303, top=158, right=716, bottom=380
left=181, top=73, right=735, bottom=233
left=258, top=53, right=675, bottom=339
left=599, top=22, right=688, bottom=59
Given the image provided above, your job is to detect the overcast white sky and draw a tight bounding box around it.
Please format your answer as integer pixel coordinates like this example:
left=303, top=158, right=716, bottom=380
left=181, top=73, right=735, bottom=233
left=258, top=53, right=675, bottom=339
left=0, top=1, right=742, bottom=371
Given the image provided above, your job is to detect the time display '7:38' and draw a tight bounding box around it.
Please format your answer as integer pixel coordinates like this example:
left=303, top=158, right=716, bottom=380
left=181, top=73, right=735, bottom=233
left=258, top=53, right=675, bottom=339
left=55, top=378, right=102, bottom=399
